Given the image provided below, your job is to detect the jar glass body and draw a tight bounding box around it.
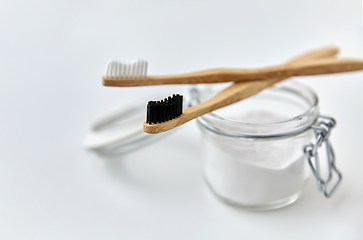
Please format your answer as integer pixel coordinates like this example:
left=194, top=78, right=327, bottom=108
left=195, top=81, right=319, bottom=210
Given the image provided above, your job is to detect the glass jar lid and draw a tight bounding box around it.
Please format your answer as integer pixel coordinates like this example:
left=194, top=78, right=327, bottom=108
left=83, top=93, right=176, bottom=156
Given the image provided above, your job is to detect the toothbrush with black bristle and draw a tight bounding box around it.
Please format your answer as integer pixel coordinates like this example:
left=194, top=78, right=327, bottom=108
left=142, top=46, right=349, bottom=134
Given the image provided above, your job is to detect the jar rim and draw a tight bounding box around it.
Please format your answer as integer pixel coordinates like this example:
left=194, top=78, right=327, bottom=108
left=195, top=81, right=320, bottom=138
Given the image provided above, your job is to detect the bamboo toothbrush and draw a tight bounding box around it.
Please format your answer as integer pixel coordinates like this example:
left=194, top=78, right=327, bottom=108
left=142, top=47, right=355, bottom=134
left=102, top=48, right=363, bottom=87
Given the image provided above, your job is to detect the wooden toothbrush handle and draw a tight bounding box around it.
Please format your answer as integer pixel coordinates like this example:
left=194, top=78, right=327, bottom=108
left=185, top=79, right=282, bottom=119
left=143, top=46, right=340, bottom=134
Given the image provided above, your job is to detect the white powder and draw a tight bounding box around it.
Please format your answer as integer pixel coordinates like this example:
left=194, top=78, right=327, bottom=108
left=202, top=111, right=311, bottom=206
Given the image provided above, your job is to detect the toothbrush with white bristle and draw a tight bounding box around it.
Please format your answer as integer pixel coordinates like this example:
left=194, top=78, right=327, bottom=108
left=102, top=54, right=363, bottom=87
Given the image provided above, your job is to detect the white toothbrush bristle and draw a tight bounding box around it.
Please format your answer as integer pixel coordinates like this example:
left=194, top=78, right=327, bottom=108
left=131, top=61, right=136, bottom=79
left=105, top=60, right=112, bottom=78
left=112, top=61, right=117, bottom=79
left=104, top=59, right=148, bottom=79
left=117, top=62, right=121, bottom=79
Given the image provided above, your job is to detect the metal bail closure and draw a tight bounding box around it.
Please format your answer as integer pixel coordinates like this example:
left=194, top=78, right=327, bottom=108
left=303, top=115, right=342, bottom=198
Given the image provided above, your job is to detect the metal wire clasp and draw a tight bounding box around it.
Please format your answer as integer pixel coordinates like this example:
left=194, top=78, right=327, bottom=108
left=303, top=115, right=342, bottom=198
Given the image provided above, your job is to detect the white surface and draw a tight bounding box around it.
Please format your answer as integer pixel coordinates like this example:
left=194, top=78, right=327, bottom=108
left=1, top=0, right=363, bottom=239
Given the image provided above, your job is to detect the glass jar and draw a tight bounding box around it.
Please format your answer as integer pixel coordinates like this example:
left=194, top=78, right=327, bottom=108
left=194, top=81, right=341, bottom=210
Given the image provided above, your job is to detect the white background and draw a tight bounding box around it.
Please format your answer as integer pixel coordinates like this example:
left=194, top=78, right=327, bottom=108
left=0, top=0, right=362, bottom=239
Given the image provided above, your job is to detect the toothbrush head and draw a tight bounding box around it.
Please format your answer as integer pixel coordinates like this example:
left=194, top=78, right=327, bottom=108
left=104, top=59, right=148, bottom=79
left=146, top=94, right=183, bottom=124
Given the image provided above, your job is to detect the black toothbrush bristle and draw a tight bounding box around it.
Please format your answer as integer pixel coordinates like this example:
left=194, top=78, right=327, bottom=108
left=146, top=94, right=183, bottom=124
